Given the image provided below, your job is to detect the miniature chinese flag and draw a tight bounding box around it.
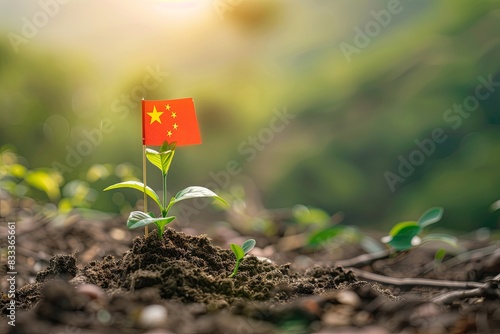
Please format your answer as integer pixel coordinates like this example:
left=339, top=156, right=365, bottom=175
left=142, top=98, right=201, bottom=146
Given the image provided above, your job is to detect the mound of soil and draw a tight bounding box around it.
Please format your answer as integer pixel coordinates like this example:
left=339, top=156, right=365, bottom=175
left=2, top=228, right=374, bottom=333
left=2, top=217, right=499, bottom=333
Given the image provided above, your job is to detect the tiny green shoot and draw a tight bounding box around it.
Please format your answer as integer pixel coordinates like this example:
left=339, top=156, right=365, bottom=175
left=381, top=207, right=457, bottom=251
left=228, top=239, right=256, bottom=278
left=104, top=141, right=227, bottom=238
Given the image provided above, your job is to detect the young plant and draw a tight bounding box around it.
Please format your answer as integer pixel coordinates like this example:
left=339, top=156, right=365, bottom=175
left=381, top=207, right=457, bottom=251
left=228, top=239, right=256, bottom=278
left=104, top=141, right=227, bottom=238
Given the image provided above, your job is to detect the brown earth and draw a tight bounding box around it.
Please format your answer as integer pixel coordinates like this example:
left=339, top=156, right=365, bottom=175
left=1, top=212, right=500, bottom=333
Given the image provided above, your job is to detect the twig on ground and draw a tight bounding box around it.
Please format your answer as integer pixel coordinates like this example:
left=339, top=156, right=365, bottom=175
left=348, top=268, right=484, bottom=289
left=334, top=249, right=391, bottom=268
left=430, top=273, right=500, bottom=305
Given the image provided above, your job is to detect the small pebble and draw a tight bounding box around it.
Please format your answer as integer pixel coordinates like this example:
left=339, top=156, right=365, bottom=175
left=76, top=284, right=106, bottom=303
left=138, top=304, right=168, bottom=328
left=256, top=256, right=273, bottom=264
left=336, top=290, right=361, bottom=308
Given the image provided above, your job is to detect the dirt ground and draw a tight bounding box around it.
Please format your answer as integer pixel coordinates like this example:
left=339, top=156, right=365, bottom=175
left=1, top=208, right=500, bottom=334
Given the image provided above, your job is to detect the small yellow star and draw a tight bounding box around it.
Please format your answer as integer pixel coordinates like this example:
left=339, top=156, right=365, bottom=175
left=166, top=104, right=170, bottom=111
left=167, top=130, right=172, bottom=137
left=173, top=123, right=178, bottom=130
left=171, top=111, right=177, bottom=119
left=147, top=106, right=163, bottom=124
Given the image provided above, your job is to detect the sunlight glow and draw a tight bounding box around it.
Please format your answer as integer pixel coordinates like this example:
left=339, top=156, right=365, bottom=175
left=148, top=0, right=212, bottom=21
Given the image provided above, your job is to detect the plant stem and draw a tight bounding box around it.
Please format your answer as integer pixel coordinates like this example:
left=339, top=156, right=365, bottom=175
left=162, top=171, right=167, bottom=217
left=229, top=259, right=241, bottom=278
left=157, top=224, right=163, bottom=239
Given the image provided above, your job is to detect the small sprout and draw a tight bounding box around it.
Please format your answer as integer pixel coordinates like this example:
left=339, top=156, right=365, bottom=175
left=434, top=247, right=447, bottom=267
left=381, top=207, right=457, bottom=252
left=104, top=141, right=227, bottom=238
left=228, top=239, right=256, bottom=278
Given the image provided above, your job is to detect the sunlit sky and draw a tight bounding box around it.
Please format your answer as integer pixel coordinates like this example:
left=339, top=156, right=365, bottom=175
left=2, top=1, right=364, bottom=80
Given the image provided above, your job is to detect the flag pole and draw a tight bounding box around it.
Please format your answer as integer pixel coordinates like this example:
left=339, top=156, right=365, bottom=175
left=142, top=97, right=148, bottom=238
left=143, top=144, right=148, bottom=238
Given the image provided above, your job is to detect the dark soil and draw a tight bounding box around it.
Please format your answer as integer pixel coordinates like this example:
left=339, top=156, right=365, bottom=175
left=1, top=213, right=500, bottom=333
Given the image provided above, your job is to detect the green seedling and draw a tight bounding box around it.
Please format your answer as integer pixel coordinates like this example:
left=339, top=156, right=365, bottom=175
left=104, top=141, right=227, bottom=238
left=228, top=239, right=256, bottom=278
left=292, top=205, right=385, bottom=254
left=381, top=207, right=457, bottom=251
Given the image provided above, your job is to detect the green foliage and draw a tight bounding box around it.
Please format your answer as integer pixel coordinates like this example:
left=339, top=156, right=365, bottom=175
left=418, top=207, right=444, bottom=228
left=104, top=141, right=227, bottom=238
left=0, top=148, right=63, bottom=203
left=127, top=211, right=176, bottom=238
left=382, top=207, right=457, bottom=251
left=291, top=205, right=385, bottom=254
left=2, top=3, right=500, bottom=232
left=307, top=226, right=349, bottom=247
left=145, top=144, right=175, bottom=175
left=103, top=181, right=162, bottom=209
left=292, top=204, right=331, bottom=228
left=229, top=239, right=256, bottom=278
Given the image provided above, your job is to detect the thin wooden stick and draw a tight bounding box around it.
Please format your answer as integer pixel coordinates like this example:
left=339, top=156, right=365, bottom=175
left=430, top=273, right=500, bottom=304
left=348, top=267, right=484, bottom=289
left=143, top=144, right=148, bottom=237
left=334, top=249, right=391, bottom=268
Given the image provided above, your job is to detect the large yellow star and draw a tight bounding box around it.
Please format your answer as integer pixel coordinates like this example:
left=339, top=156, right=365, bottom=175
left=147, top=106, right=163, bottom=124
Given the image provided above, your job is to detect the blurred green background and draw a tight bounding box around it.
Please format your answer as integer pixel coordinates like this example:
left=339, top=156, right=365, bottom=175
left=1, top=0, right=499, bottom=232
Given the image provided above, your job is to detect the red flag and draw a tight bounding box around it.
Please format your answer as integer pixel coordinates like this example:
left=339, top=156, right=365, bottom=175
left=142, top=98, right=201, bottom=146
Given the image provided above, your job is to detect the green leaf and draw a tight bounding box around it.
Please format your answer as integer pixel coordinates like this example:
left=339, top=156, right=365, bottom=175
left=418, top=207, right=444, bottom=228
left=241, top=239, right=256, bottom=254
left=154, top=219, right=176, bottom=238
left=434, top=248, right=447, bottom=262
left=169, top=186, right=228, bottom=208
left=230, top=243, right=245, bottom=260
left=292, top=204, right=331, bottom=227
left=388, top=221, right=420, bottom=237
left=25, top=170, right=61, bottom=201
left=126, top=211, right=175, bottom=229
left=307, top=226, right=361, bottom=247
left=104, top=181, right=162, bottom=210
left=307, top=226, right=345, bottom=246
left=145, top=142, right=176, bottom=175
left=383, top=221, right=421, bottom=251
left=9, top=163, right=26, bottom=178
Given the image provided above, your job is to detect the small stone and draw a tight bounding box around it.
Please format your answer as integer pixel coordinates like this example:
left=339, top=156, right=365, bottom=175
left=336, top=290, right=361, bottom=308
left=110, top=228, right=127, bottom=240
left=138, top=304, right=168, bottom=328
left=257, top=256, right=273, bottom=264
left=76, top=284, right=106, bottom=303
